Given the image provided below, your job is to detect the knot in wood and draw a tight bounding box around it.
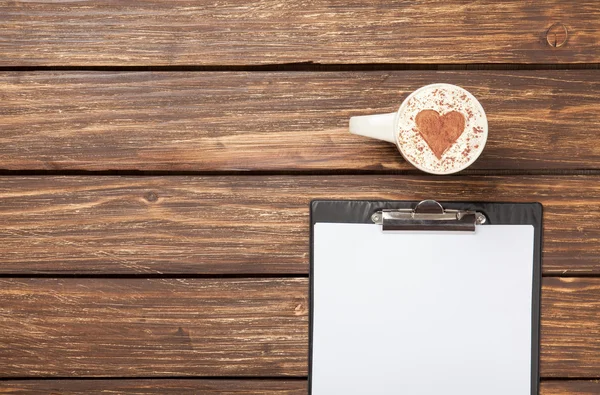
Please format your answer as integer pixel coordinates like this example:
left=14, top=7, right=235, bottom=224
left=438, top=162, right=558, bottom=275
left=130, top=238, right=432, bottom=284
left=144, top=191, right=159, bottom=202
left=546, top=23, right=568, bottom=48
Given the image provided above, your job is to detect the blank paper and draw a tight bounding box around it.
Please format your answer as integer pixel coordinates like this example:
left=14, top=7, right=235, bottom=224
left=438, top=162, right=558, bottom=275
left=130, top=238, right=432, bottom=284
left=312, top=223, right=534, bottom=395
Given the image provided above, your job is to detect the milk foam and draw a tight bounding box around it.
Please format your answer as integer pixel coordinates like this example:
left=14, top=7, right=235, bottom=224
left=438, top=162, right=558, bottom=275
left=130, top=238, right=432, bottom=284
left=397, top=85, right=487, bottom=174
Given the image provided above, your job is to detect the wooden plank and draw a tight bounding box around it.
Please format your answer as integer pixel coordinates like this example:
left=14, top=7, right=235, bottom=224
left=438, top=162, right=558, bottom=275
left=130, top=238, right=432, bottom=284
left=0, top=380, right=598, bottom=395
left=541, top=380, right=600, bottom=395
left=0, top=278, right=599, bottom=377
left=0, top=278, right=309, bottom=377
left=0, top=176, right=598, bottom=275
left=1, top=71, right=600, bottom=171
left=1, top=1, right=598, bottom=66
left=0, top=380, right=308, bottom=394
left=542, top=278, right=600, bottom=377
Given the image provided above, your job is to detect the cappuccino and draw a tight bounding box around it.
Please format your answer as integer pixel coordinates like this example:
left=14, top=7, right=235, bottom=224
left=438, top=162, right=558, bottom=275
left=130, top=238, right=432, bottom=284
left=396, top=85, right=487, bottom=174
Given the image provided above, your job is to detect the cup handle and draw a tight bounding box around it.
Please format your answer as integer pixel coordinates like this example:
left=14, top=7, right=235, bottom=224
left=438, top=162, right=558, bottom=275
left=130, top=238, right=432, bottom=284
left=349, top=112, right=397, bottom=144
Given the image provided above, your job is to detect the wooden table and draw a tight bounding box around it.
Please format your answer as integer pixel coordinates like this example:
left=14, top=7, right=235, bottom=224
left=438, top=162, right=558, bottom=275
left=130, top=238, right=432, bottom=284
left=1, top=1, right=599, bottom=394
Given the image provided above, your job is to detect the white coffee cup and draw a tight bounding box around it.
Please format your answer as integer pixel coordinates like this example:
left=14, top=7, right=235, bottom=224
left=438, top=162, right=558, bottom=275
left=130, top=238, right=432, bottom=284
left=349, top=83, right=488, bottom=175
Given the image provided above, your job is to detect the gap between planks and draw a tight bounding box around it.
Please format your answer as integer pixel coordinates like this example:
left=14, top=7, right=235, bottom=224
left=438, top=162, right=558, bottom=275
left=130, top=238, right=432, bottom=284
left=0, top=63, right=599, bottom=72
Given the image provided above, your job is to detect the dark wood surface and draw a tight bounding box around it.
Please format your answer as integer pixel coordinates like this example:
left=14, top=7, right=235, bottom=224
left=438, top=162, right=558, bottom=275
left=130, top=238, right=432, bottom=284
left=0, top=380, right=598, bottom=395
left=541, top=381, right=600, bottom=395
left=0, top=278, right=308, bottom=377
left=2, top=0, right=599, bottom=392
left=0, top=380, right=308, bottom=394
left=541, top=278, right=600, bottom=377
left=1, top=71, right=600, bottom=171
left=1, top=1, right=599, bottom=66
left=1, top=176, right=599, bottom=275
left=0, top=278, right=598, bottom=377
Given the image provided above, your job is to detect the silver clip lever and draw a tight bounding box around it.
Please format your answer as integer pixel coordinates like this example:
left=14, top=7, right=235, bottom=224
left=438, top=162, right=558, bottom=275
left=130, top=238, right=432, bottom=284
left=371, top=200, right=487, bottom=232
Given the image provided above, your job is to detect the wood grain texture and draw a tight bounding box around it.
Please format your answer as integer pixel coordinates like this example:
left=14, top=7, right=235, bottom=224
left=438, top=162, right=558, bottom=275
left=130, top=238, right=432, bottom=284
left=0, top=379, right=308, bottom=394
left=1, top=71, right=600, bottom=171
left=541, top=380, right=600, bottom=395
left=1, top=1, right=599, bottom=66
left=0, top=278, right=599, bottom=377
left=0, top=380, right=598, bottom=394
left=542, top=278, right=600, bottom=377
left=0, top=278, right=308, bottom=377
left=0, top=176, right=599, bottom=275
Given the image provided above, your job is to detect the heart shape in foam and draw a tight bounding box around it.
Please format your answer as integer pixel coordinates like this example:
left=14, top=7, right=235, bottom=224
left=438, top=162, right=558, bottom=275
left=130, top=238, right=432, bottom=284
left=415, top=110, right=466, bottom=159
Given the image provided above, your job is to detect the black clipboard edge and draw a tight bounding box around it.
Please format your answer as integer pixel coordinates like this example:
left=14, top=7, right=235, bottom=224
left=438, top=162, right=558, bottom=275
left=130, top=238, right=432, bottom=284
left=308, top=200, right=542, bottom=395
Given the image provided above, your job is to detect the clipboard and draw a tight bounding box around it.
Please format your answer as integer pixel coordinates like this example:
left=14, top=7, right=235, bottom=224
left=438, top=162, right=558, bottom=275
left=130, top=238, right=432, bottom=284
left=309, top=200, right=542, bottom=395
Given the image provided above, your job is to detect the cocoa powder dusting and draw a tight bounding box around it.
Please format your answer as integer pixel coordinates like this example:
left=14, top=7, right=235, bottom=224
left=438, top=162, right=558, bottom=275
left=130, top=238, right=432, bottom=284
left=396, top=85, right=487, bottom=173
left=415, top=110, right=466, bottom=159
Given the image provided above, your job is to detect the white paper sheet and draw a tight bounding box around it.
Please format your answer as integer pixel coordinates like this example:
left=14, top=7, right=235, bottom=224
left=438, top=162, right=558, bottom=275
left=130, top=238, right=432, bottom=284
left=312, top=223, right=534, bottom=395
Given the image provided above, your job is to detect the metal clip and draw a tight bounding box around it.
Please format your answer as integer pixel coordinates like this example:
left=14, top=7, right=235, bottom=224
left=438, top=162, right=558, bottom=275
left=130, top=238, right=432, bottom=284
left=371, top=200, right=486, bottom=231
